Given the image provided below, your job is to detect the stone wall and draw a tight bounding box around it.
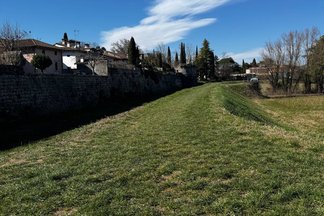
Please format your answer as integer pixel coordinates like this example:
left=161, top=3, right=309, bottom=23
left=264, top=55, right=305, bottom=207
left=0, top=68, right=194, bottom=120
left=0, top=65, right=23, bottom=75
left=0, top=75, right=111, bottom=119
left=109, top=69, right=183, bottom=98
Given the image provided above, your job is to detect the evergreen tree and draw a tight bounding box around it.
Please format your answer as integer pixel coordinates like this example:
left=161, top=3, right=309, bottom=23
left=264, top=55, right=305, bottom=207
left=135, top=46, right=141, bottom=66
left=167, top=46, right=172, bottom=66
left=157, top=52, right=163, bottom=68
left=242, top=59, right=246, bottom=73
left=128, top=37, right=138, bottom=66
left=251, top=58, right=257, bottom=67
left=196, top=46, right=199, bottom=61
left=174, top=52, right=179, bottom=67
left=208, top=50, right=215, bottom=78
left=63, top=32, right=68, bottom=41
left=31, top=55, right=52, bottom=73
left=180, top=43, right=186, bottom=65
left=309, top=36, right=324, bottom=93
left=196, top=39, right=215, bottom=80
left=214, top=55, right=219, bottom=76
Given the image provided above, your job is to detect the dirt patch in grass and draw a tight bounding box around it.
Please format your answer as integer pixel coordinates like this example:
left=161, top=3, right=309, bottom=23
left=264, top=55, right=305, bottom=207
left=0, top=157, right=45, bottom=169
left=0, top=158, right=27, bottom=169
left=161, top=171, right=182, bottom=182
left=54, top=208, right=77, bottom=216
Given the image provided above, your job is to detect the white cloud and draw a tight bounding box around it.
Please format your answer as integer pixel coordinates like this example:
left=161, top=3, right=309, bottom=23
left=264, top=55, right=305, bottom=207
left=227, top=48, right=263, bottom=64
left=101, top=0, right=231, bottom=51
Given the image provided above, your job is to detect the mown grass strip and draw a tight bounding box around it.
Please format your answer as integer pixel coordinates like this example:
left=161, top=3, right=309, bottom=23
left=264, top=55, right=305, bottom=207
left=0, top=83, right=323, bottom=215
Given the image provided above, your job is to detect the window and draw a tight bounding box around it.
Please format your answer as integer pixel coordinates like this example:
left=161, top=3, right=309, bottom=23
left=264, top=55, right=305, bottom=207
left=42, top=50, right=45, bottom=54
left=55, top=51, right=57, bottom=55
left=55, top=62, right=58, bottom=71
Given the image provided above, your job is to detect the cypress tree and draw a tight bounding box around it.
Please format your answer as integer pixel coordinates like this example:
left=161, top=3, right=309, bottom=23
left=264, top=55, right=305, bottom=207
left=174, top=52, right=179, bottom=67
left=157, top=52, right=163, bottom=68
left=242, top=59, right=246, bottom=73
left=63, top=32, right=68, bottom=41
left=167, top=46, right=172, bottom=66
left=135, top=46, right=140, bottom=66
left=208, top=50, right=215, bottom=78
left=128, top=37, right=137, bottom=66
left=180, top=43, right=186, bottom=65
left=251, top=58, right=257, bottom=67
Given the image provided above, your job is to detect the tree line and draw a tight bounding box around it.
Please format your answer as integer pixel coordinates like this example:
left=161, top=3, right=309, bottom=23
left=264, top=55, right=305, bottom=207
left=116, top=37, right=246, bottom=81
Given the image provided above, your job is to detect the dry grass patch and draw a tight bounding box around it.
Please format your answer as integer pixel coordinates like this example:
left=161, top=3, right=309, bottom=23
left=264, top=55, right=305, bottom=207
left=54, top=208, right=77, bottom=216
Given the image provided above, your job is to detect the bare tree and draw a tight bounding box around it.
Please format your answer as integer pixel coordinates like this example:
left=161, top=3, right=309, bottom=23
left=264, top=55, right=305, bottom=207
left=262, top=29, right=312, bottom=94
left=110, top=39, right=129, bottom=56
left=282, top=31, right=304, bottom=93
left=156, top=43, right=167, bottom=63
left=186, top=44, right=195, bottom=64
left=0, top=22, right=26, bottom=51
left=88, top=47, right=104, bottom=75
left=262, top=40, right=285, bottom=92
left=0, top=22, right=27, bottom=66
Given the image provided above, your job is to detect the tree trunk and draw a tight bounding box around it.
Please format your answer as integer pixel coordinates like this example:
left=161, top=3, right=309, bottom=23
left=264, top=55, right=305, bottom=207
left=304, top=74, right=311, bottom=93
left=319, top=74, right=324, bottom=93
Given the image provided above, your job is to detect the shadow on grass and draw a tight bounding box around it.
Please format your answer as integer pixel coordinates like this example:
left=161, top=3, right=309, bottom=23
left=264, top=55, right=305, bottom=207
left=0, top=96, right=158, bottom=151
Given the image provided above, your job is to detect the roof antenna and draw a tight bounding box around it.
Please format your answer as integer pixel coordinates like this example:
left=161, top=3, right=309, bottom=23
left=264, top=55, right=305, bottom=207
left=74, top=30, right=79, bottom=40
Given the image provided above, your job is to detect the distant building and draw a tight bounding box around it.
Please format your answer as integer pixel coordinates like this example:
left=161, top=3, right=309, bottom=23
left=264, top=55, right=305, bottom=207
left=16, top=39, right=63, bottom=74
left=61, top=48, right=88, bottom=71
left=103, top=51, right=128, bottom=63
left=175, top=65, right=196, bottom=76
left=246, top=66, right=268, bottom=79
left=54, top=33, right=90, bottom=51
left=54, top=33, right=90, bottom=72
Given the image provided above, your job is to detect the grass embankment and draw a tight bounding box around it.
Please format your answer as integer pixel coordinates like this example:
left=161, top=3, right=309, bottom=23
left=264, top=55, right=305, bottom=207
left=0, top=83, right=323, bottom=215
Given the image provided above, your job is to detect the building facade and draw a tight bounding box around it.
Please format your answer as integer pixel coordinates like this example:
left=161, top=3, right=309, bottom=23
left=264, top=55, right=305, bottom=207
left=17, top=39, right=63, bottom=74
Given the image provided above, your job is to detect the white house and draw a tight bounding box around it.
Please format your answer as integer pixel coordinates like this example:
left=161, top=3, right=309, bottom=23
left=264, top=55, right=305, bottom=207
left=60, top=48, right=88, bottom=70
left=54, top=33, right=89, bottom=72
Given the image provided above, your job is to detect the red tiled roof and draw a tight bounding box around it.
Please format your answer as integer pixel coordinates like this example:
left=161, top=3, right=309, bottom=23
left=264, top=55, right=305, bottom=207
left=16, top=39, right=61, bottom=50
left=103, top=51, right=127, bottom=60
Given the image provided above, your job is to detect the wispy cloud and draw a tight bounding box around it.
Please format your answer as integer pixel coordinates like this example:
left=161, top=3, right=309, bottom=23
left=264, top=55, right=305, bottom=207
left=227, top=48, right=263, bottom=64
left=101, top=0, right=230, bottom=51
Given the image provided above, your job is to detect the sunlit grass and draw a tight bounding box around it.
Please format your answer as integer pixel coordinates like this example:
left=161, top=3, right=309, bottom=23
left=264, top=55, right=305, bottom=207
left=0, top=83, right=323, bottom=215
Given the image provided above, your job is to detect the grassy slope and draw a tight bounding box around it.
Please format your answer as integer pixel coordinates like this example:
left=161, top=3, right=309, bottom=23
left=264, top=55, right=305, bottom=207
left=0, top=83, right=323, bottom=215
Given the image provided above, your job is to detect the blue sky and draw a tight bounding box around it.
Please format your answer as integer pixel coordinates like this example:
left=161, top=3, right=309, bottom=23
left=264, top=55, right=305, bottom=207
left=1, top=0, right=324, bottom=63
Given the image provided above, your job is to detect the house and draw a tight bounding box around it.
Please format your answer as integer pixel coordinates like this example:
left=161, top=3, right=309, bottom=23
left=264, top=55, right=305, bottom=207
left=16, top=39, right=63, bottom=74
left=54, top=33, right=89, bottom=72
left=54, top=33, right=130, bottom=74
left=60, top=47, right=88, bottom=71
left=103, top=51, right=128, bottom=63
left=246, top=66, right=268, bottom=79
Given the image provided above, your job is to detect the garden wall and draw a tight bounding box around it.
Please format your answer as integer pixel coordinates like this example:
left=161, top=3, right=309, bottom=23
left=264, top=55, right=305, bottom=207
left=0, top=68, right=193, bottom=120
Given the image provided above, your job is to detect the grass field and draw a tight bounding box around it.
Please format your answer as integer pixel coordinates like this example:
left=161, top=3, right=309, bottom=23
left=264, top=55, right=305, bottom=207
left=0, top=83, right=323, bottom=215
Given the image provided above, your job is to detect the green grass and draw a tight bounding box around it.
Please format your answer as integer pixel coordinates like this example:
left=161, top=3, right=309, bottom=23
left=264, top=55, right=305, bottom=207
left=221, top=84, right=279, bottom=126
left=0, top=83, right=323, bottom=215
